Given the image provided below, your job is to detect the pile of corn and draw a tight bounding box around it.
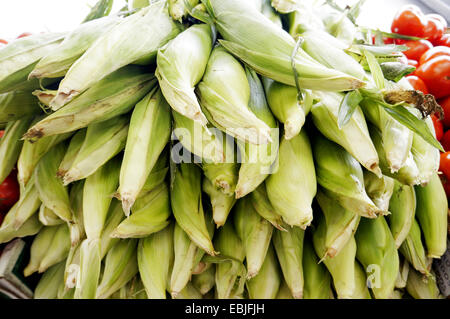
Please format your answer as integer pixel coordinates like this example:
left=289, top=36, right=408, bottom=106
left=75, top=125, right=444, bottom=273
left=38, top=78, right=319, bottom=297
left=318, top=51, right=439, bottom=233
left=0, top=0, right=448, bottom=299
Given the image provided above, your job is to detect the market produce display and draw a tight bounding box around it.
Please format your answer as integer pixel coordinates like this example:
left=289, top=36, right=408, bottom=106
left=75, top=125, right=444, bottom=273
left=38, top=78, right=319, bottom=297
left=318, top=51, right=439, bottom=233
left=0, top=0, right=449, bottom=299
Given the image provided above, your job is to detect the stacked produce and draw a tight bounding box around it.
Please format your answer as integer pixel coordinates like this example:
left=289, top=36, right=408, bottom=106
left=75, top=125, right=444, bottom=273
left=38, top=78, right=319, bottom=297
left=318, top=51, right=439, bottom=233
left=0, top=0, right=448, bottom=299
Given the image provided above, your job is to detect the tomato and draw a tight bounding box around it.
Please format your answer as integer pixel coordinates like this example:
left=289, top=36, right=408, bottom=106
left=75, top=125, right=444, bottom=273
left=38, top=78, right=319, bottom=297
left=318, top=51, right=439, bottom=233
left=424, top=14, right=447, bottom=44
left=441, top=130, right=450, bottom=151
left=391, top=5, right=427, bottom=38
left=0, top=169, right=20, bottom=213
left=431, top=114, right=444, bottom=140
left=440, top=173, right=450, bottom=198
left=419, top=46, right=450, bottom=65
left=439, top=96, right=450, bottom=128
left=440, top=151, right=450, bottom=179
left=437, top=34, right=450, bottom=47
left=415, top=56, right=450, bottom=99
left=0, top=130, right=4, bottom=138
left=0, top=39, right=7, bottom=45
left=406, top=75, right=429, bottom=94
left=17, top=32, right=32, bottom=38
left=402, top=39, right=433, bottom=61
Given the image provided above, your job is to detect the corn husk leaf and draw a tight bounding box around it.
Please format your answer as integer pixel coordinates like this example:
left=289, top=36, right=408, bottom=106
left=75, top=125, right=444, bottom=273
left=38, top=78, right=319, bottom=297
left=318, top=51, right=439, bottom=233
left=249, top=183, right=285, bottom=231
left=202, top=178, right=235, bottom=228
left=0, top=91, right=41, bottom=124
left=364, top=171, right=395, bottom=214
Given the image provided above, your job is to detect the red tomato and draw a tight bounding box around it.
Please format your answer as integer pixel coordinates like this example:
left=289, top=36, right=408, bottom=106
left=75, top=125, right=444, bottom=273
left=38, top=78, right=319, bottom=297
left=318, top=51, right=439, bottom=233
left=431, top=114, right=444, bottom=140
left=439, top=96, right=450, bottom=128
left=0, top=39, right=7, bottom=45
left=424, top=14, right=447, bottom=44
left=419, top=46, right=450, bottom=65
left=0, top=169, right=20, bottom=213
left=416, top=56, right=450, bottom=99
left=0, top=130, right=4, bottom=138
left=406, top=75, right=429, bottom=94
left=440, top=174, right=450, bottom=197
left=391, top=5, right=427, bottom=38
left=439, top=151, right=450, bottom=180
left=441, top=130, right=450, bottom=151
left=437, top=34, right=450, bottom=47
left=17, top=32, right=32, bottom=38
left=402, top=39, right=433, bottom=61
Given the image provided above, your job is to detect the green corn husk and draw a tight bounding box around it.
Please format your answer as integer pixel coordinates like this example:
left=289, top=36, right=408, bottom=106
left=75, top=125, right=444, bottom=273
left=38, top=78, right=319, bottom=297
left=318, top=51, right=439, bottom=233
left=99, top=199, right=126, bottom=259
left=272, top=226, right=304, bottom=299
left=96, top=239, right=139, bottom=299
left=370, top=124, right=420, bottom=186
left=0, top=117, right=33, bottom=183
left=168, top=0, right=199, bottom=22
left=262, top=78, right=312, bottom=140
left=24, top=66, right=156, bottom=141
left=38, top=204, right=64, bottom=226
left=315, top=190, right=361, bottom=259
left=313, top=230, right=357, bottom=299
left=34, top=261, right=66, bottom=299
left=0, top=91, right=41, bottom=124
left=156, top=24, right=212, bottom=127
left=74, top=238, right=101, bottom=299
left=353, top=261, right=372, bottom=299
left=29, top=16, right=120, bottom=82
left=202, top=178, right=236, bottom=228
left=387, top=180, right=417, bottom=248
left=0, top=32, right=65, bottom=93
left=202, top=161, right=238, bottom=197
left=138, top=224, right=174, bottom=299
left=235, top=67, right=278, bottom=198
left=192, top=263, right=215, bottom=295
left=406, top=268, right=442, bottom=299
left=234, top=197, right=273, bottom=279
left=112, top=183, right=171, bottom=238
left=137, top=150, right=169, bottom=195
left=117, top=88, right=171, bottom=216
left=214, top=220, right=246, bottom=299
left=261, top=0, right=283, bottom=27
left=63, top=242, right=81, bottom=290
left=197, top=46, right=272, bottom=145
left=23, top=225, right=59, bottom=277
left=271, top=0, right=297, bottom=13
left=39, top=223, right=71, bottom=273
left=355, top=216, right=399, bottom=299
left=0, top=204, right=42, bottom=244
left=302, top=237, right=333, bottom=299
left=83, top=157, right=121, bottom=241
left=109, top=275, right=148, bottom=299
left=246, top=244, right=281, bottom=299
left=170, top=163, right=215, bottom=255
left=266, top=130, right=316, bottom=228
left=57, top=129, right=86, bottom=179
left=361, top=99, right=413, bottom=173
left=249, top=183, right=285, bottom=231
left=287, top=2, right=326, bottom=36
left=318, top=5, right=357, bottom=45
left=313, top=134, right=381, bottom=218
left=364, top=172, right=395, bottom=214
left=62, top=116, right=128, bottom=185
left=311, top=91, right=381, bottom=176
left=68, top=180, right=85, bottom=247
left=414, top=173, right=448, bottom=258
left=17, top=129, right=72, bottom=188
left=399, top=219, right=432, bottom=277
left=204, top=0, right=365, bottom=91
left=276, top=280, right=294, bottom=299
left=32, top=89, right=56, bottom=107
left=35, top=142, right=72, bottom=222
left=11, top=174, right=41, bottom=230
left=173, top=282, right=203, bottom=299
left=50, top=2, right=181, bottom=109
left=395, top=257, right=410, bottom=289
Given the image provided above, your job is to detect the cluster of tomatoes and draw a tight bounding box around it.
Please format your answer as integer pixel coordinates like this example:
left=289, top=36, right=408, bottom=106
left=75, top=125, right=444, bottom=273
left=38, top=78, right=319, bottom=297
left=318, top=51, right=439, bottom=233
left=389, top=6, right=450, bottom=197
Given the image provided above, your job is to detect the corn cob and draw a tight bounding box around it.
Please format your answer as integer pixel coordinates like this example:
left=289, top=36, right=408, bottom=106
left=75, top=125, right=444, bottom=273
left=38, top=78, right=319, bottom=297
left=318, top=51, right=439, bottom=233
left=109, top=275, right=148, bottom=299
left=34, top=142, right=72, bottom=223
left=353, top=261, right=372, bottom=299
left=11, top=173, right=41, bottom=230
left=287, top=1, right=326, bottom=36
left=112, top=183, right=170, bottom=238
left=261, top=0, right=283, bottom=27
left=168, top=0, right=199, bottom=22
left=29, top=16, right=120, bottom=81
left=0, top=91, right=41, bottom=124
left=266, top=130, right=316, bottom=228
left=32, top=89, right=56, bottom=108
left=38, top=204, right=64, bottom=226
left=68, top=180, right=85, bottom=247
left=57, top=129, right=86, bottom=179
left=202, top=178, right=236, bottom=228
left=0, top=32, right=65, bottom=93
left=406, top=268, right=442, bottom=299
left=117, top=88, right=171, bottom=216
left=0, top=203, right=42, bottom=244
left=302, top=237, right=333, bottom=299
left=395, top=257, right=410, bottom=289
left=414, top=173, right=448, bottom=258
left=318, top=4, right=357, bottom=45
left=204, top=0, right=365, bottom=91
left=192, top=263, right=215, bottom=295
left=249, top=183, right=285, bottom=231
left=315, top=190, right=361, bottom=259
left=170, top=163, right=215, bottom=255
left=262, top=77, right=312, bottom=140
left=234, top=197, right=273, bottom=279
left=202, top=161, right=238, bottom=197
left=156, top=24, right=212, bottom=127
left=173, top=283, right=203, bottom=299
left=364, top=171, right=395, bottom=214
left=83, top=157, right=121, bottom=241
left=214, top=220, right=246, bottom=299
left=246, top=244, right=281, bottom=299
left=276, top=280, right=294, bottom=299
left=99, top=199, right=126, bottom=259
left=355, top=216, right=399, bottom=299
left=23, top=225, right=59, bottom=277
left=50, top=2, right=181, bottom=109
left=137, top=150, right=169, bottom=196
left=197, top=46, right=272, bottom=145
left=39, top=223, right=71, bottom=273
left=311, top=91, right=381, bottom=176
left=361, top=98, right=413, bottom=173
left=24, top=66, right=156, bottom=141
left=313, top=134, right=381, bottom=218
left=74, top=238, right=101, bottom=299
left=138, top=224, right=173, bottom=299
left=96, top=239, right=139, bottom=299
left=235, top=67, right=278, bottom=198
left=399, top=219, right=432, bottom=277
left=387, top=180, right=417, bottom=248
left=0, top=117, right=33, bottom=183
left=63, top=243, right=82, bottom=290
left=33, top=261, right=66, bottom=299
left=272, top=226, right=304, bottom=299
